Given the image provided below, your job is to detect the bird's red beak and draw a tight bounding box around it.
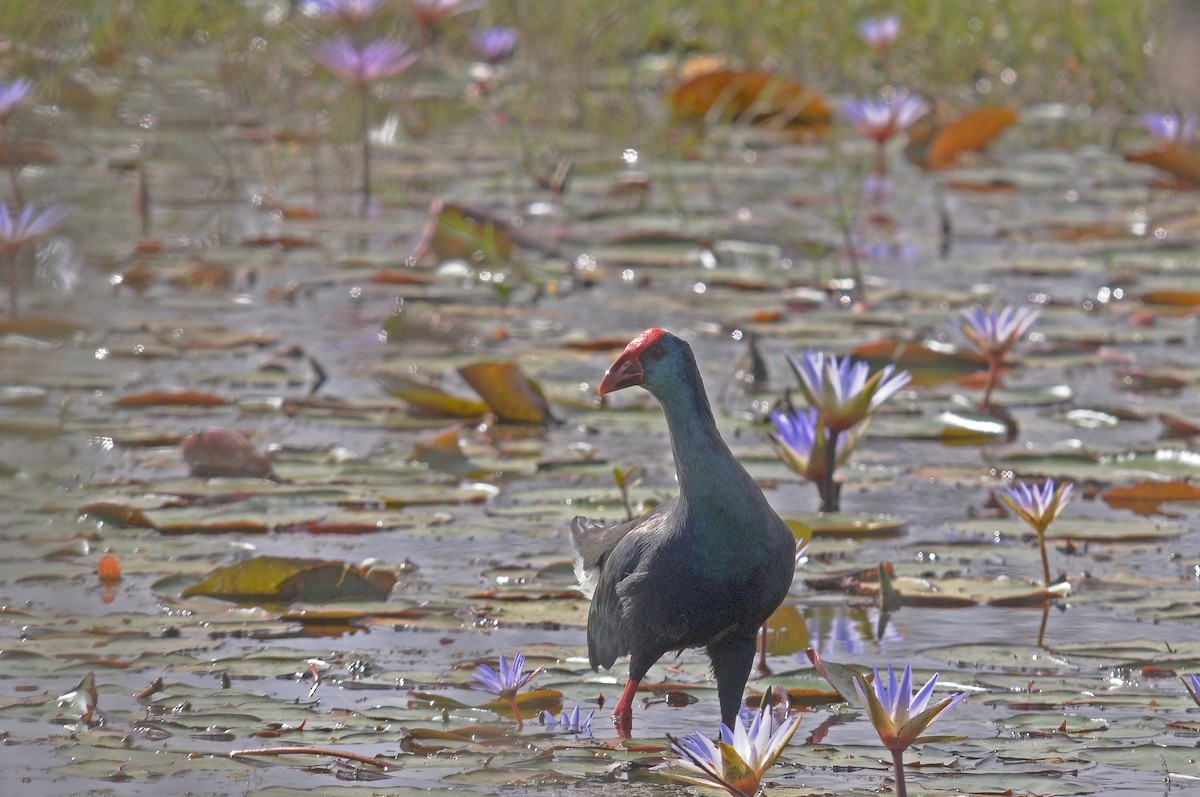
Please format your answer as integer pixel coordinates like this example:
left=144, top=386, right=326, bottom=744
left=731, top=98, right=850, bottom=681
left=598, top=350, right=644, bottom=395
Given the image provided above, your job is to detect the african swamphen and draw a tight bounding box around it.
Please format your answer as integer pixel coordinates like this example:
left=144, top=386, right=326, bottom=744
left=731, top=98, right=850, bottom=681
left=571, top=328, right=795, bottom=734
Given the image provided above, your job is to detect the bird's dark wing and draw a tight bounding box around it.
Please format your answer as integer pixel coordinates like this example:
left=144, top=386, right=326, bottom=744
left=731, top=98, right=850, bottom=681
left=570, top=500, right=677, bottom=670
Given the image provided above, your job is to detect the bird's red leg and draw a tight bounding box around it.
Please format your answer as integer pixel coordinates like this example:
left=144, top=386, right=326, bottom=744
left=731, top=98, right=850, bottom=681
left=612, top=677, right=639, bottom=737
left=756, top=623, right=773, bottom=677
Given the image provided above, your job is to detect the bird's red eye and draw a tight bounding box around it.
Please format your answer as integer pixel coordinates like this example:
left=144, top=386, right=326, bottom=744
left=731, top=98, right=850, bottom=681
left=643, top=343, right=666, bottom=361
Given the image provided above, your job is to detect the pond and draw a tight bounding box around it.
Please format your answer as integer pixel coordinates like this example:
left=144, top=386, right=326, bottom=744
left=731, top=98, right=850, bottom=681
left=0, top=2, right=1199, bottom=796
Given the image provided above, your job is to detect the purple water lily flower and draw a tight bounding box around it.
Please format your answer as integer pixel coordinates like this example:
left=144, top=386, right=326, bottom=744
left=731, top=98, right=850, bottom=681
left=0, top=78, right=33, bottom=124
left=787, top=351, right=910, bottom=434
left=842, top=91, right=928, bottom=143
left=307, top=0, right=386, bottom=23
left=1002, top=478, right=1074, bottom=585
left=669, top=702, right=801, bottom=797
left=0, top=202, right=71, bottom=255
left=858, top=15, right=900, bottom=53
left=1142, top=111, right=1197, bottom=146
left=472, top=651, right=542, bottom=696
left=784, top=351, right=909, bottom=512
left=769, top=406, right=856, bottom=484
left=854, top=664, right=966, bottom=797
left=1002, top=479, right=1074, bottom=535
left=958, top=304, right=1038, bottom=359
left=312, top=36, right=419, bottom=87
left=540, top=704, right=594, bottom=735
left=472, top=651, right=543, bottom=728
left=469, top=26, right=517, bottom=64
left=854, top=665, right=966, bottom=752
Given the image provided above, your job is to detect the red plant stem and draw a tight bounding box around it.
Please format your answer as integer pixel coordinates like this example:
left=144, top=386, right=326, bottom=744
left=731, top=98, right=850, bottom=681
left=508, top=693, right=523, bottom=729
left=819, top=427, right=842, bottom=512
left=228, top=745, right=402, bottom=770
left=979, top=355, right=1001, bottom=411
left=873, top=140, right=888, bottom=180
left=359, top=84, right=371, bottom=219
left=891, top=747, right=908, bottom=797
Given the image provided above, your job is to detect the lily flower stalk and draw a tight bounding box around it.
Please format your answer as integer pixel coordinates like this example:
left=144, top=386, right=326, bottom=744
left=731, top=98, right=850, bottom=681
left=842, top=91, right=926, bottom=201
left=956, top=304, right=1038, bottom=411
left=1000, top=479, right=1074, bottom=586
left=853, top=665, right=966, bottom=797
left=1183, top=673, right=1200, bottom=707
left=783, top=351, right=910, bottom=512
left=471, top=651, right=543, bottom=729
left=0, top=201, right=71, bottom=317
left=312, top=36, right=418, bottom=218
left=668, top=697, right=801, bottom=797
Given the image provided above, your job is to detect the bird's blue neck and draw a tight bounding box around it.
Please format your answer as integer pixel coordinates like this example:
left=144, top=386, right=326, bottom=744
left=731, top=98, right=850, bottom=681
left=653, top=375, right=748, bottom=509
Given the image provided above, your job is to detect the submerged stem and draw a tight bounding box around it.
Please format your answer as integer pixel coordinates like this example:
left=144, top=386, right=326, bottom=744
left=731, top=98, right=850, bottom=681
left=980, top=355, right=1001, bottom=411
left=4, top=249, right=15, bottom=318
left=891, top=747, right=908, bottom=797
left=359, top=85, right=371, bottom=219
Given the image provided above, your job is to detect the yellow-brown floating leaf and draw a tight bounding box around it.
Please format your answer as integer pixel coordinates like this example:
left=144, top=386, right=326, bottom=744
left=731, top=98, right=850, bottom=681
left=906, top=106, right=1018, bottom=170
left=458, top=361, right=551, bottom=424
left=0, top=139, right=58, bottom=165
left=378, top=372, right=489, bottom=418
left=938, top=410, right=1009, bottom=446
left=851, top=339, right=985, bottom=387
left=0, top=316, right=88, bottom=338
left=429, top=203, right=515, bottom=262
left=181, top=427, right=274, bottom=478
left=787, top=513, right=906, bottom=540
left=1102, top=480, right=1200, bottom=516
left=986, top=587, right=1063, bottom=608
left=560, top=337, right=634, bottom=352
left=181, top=556, right=395, bottom=602
left=1125, top=144, right=1200, bottom=184
left=482, top=687, right=564, bottom=718
left=1158, top=412, right=1200, bottom=437
left=114, top=389, right=230, bottom=407
left=282, top=604, right=429, bottom=623
left=763, top=604, right=809, bottom=655
left=670, top=68, right=831, bottom=134
left=242, top=234, right=319, bottom=250
left=77, top=500, right=156, bottom=528
left=1139, top=289, right=1200, bottom=307
left=370, top=270, right=434, bottom=285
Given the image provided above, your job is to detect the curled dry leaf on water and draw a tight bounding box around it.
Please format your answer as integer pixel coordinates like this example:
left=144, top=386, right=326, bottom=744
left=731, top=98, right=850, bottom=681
left=181, top=427, right=274, bottom=479
left=180, top=556, right=397, bottom=603
left=1100, top=480, right=1200, bottom=516
left=1124, top=144, right=1200, bottom=185
left=905, top=105, right=1019, bottom=170
left=56, top=672, right=99, bottom=728
left=669, top=67, right=832, bottom=135
left=457, top=361, right=553, bottom=424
